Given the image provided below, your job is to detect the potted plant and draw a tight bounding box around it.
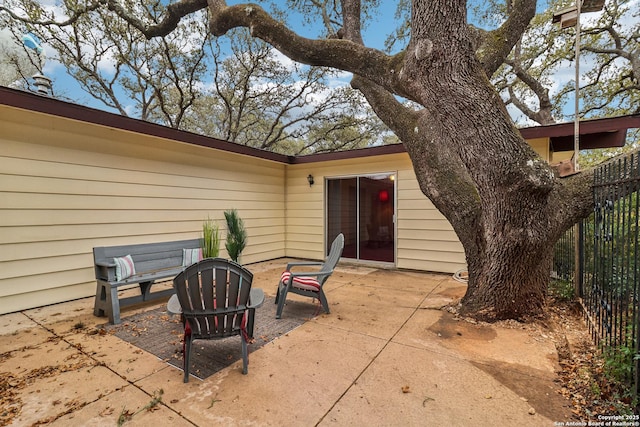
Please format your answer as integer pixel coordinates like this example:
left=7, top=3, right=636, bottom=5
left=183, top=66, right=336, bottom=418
left=202, top=216, right=220, bottom=258
left=224, top=209, right=247, bottom=263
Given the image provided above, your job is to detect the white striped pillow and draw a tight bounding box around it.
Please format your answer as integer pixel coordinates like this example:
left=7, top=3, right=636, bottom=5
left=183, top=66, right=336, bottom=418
left=114, top=255, right=136, bottom=281
left=182, top=248, right=203, bottom=267
left=280, top=271, right=321, bottom=291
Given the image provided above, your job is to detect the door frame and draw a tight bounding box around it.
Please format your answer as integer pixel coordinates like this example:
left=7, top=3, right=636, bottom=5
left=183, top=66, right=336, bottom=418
left=325, top=172, right=397, bottom=266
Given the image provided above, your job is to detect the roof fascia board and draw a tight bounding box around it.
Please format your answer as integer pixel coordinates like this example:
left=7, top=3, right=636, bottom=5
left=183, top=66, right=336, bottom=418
left=519, top=114, right=640, bottom=139
left=551, top=130, right=627, bottom=152
left=0, top=86, right=290, bottom=164
left=290, top=143, right=406, bottom=164
left=2, top=86, right=638, bottom=165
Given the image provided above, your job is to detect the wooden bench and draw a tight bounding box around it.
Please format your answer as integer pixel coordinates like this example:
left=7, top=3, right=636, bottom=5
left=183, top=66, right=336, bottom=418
left=93, top=239, right=201, bottom=324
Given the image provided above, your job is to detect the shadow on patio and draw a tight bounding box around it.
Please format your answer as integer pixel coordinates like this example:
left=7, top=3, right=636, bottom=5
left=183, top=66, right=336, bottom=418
left=0, top=260, right=574, bottom=426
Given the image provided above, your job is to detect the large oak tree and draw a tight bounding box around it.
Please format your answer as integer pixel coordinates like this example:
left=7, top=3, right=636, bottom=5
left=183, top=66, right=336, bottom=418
left=3, top=0, right=622, bottom=320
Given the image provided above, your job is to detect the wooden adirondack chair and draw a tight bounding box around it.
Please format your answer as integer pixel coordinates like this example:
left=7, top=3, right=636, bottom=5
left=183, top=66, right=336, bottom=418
left=173, top=258, right=264, bottom=382
left=275, top=233, right=344, bottom=319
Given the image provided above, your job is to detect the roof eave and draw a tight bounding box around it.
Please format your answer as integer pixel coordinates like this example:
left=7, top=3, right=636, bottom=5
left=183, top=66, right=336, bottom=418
left=0, top=86, right=290, bottom=164
left=2, top=86, right=639, bottom=164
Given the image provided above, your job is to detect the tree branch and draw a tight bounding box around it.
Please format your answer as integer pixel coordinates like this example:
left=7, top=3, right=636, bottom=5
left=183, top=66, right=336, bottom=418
left=206, top=1, right=409, bottom=97
left=477, top=0, right=537, bottom=77
left=504, top=55, right=555, bottom=124
left=340, top=0, right=362, bottom=43
left=105, top=0, right=208, bottom=38
left=0, top=1, right=103, bottom=27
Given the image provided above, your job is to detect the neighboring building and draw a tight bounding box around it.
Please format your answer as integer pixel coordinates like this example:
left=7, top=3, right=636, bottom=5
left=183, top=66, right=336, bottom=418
left=1, top=86, right=638, bottom=314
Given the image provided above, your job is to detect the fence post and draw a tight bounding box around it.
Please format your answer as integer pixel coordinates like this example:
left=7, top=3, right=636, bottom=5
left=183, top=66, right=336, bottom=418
left=636, top=314, right=639, bottom=405
left=576, top=221, right=584, bottom=298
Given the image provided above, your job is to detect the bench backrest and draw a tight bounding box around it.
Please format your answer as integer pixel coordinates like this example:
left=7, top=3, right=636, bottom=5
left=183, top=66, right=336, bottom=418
left=93, top=239, right=201, bottom=277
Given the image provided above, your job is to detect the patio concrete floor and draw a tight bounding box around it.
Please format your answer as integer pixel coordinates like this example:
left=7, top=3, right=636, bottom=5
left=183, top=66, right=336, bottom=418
left=0, top=260, right=575, bottom=426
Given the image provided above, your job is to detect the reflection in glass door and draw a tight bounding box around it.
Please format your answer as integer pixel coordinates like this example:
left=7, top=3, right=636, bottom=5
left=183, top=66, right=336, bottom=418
left=326, top=173, right=395, bottom=263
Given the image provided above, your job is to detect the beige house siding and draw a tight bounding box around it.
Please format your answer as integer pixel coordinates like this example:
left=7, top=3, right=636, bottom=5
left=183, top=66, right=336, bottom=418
left=284, top=166, right=325, bottom=259
left=396, top=167, right=466, bottom=273
left=528, top=137, right=551, bottom=161
left=285, top=153, right=466, bottom=272
left=528, top=136, right=575, bottom=165
left=5, top=89, right=629, bottom=314
left=0, top=105, right=286, bottom=314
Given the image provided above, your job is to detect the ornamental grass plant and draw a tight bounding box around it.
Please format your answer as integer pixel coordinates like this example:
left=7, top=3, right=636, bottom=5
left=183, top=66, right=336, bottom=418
left=202, top=216, right=220, bottom=258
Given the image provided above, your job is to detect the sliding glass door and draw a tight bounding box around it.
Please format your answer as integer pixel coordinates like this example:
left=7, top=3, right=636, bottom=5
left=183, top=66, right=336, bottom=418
left=326, top=173, right=395, bottom=263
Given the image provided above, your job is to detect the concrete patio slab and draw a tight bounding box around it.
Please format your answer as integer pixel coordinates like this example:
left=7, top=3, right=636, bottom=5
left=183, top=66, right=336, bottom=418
left=0, top=312, right=39, bottom=335
left=0, top=337, right=90, bottom=375
left=395, top=309, right=559, bottom=372
left=321, top=341, right=546, bottom=426
left=67, top=330, right=173, bottom=382
left=23, top=297, right=95, bottom=324
left=420, top=281, right=467, bottom=309
left=329, top=279, right=434, bottom=308
left=0, top=323, right=55, bottom=353
left=48, top=385, right=191, bottom=427
left=134, top=322, right=386, bottom=426
left=392, top=307, right=570, bottom=422
left=390, top=308, right=462, bottom=358
left=310, top=305, right=418, bottom=341
left=7, top=363, right=129, bottom=426
left=0, top=261, right=576, bottom=426
left=343, top=268, right=447, bottom=293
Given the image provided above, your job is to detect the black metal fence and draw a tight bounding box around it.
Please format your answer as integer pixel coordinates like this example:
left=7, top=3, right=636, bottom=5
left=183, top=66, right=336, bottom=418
left=553, top=154, right=640, bottom=403
left=552, top=222, right=576, bottom=284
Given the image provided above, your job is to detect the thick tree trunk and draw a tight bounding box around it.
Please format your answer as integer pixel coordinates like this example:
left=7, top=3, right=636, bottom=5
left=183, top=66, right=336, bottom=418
left=356, top=0, right=564, bottom=321
left=411, top=101, right=559, bottom=320
left=458, top=217, right=555, bottom=320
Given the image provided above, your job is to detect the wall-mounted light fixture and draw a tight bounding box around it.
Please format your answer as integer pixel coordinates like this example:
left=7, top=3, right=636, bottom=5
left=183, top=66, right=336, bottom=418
left=307, top=174, right=314, bottom=187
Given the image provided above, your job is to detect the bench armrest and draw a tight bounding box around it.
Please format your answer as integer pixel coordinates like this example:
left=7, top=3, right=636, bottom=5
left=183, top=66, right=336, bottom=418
left=95, top=260, right=116, bottom=268
left=94, top=261, right=117, bottom=282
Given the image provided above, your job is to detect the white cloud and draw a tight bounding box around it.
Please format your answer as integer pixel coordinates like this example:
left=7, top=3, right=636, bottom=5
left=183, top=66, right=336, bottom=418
left=548, top=58, right=575, bottom=96
left=326, top=70, right=352, bottom=88
left=270, top=48, right=296, bottom=72
left=124, top=103, right=137, bottom=116
left=507, top=103, right=538, bottom=127
left=0, top=28, right=40, bottom=84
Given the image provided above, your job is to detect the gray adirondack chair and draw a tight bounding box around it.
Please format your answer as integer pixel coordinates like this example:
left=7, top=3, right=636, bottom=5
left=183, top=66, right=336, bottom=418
left=275, top=233, right=344, bottom=319
left=173, top=258, right=264, bottom=382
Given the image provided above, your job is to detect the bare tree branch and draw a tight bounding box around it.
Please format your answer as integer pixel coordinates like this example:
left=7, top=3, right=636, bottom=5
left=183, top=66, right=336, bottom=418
left=0, top=1, right=103, bottom=27
left=504, top=46, right=555, bottom=124
left=105, top=0, right=207, bottom=38
left=340, top=0, right=362, bottom=43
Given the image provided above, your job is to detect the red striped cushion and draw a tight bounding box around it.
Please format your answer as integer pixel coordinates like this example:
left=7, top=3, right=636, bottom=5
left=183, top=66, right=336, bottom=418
left=281, top=271, right=321, bottom=291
